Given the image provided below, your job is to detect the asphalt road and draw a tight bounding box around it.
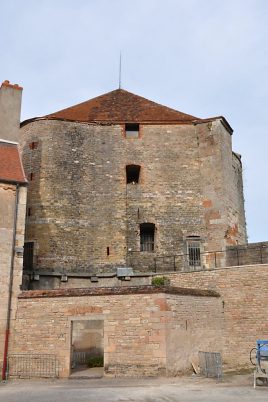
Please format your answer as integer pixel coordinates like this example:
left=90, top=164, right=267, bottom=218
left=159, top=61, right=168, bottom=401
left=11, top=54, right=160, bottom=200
left=0, top=374, right=267, bottom=402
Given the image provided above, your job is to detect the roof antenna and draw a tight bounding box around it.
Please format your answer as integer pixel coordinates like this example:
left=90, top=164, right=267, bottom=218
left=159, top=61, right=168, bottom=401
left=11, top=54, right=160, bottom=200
left=119, top=51, right=122, bottom=89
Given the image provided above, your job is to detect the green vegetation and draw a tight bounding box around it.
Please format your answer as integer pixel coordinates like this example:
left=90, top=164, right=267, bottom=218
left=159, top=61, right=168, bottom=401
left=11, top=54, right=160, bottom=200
left=87, top=356, right=104, bottom=368
left=151, top=276, right=170, bottom=286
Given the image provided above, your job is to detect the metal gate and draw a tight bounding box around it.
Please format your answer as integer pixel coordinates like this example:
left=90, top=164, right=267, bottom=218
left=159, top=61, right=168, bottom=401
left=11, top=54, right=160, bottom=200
left=198, top=351, right=222, bottom=380
left=71, top=351, right=91, bottom=368
left=7, top=354, right=59, bottom=378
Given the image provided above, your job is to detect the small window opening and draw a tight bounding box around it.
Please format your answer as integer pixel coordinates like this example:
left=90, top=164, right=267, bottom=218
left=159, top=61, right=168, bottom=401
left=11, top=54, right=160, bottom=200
left=187, top=237, right=201, bottom=268
left=126, top=165, right=140, bottom=184
left=107, top=247, right=110, bottom=256
left=125, top=123, right=139, bottom=139
left=29, top=172, right=34, bottom=181
left=140, top=223, right=155, bottom=252
left=23, top=242, right=34, bottom=271
left=27, top=207, right=32, bottom=217
left=29, top=141, right=38, bottom=150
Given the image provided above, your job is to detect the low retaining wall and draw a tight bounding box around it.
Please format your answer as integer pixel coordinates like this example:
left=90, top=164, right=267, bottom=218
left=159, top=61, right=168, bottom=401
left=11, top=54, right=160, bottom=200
left=165, top=263, right=268, bottom=370
left=9, top=286, right=222, bottom=377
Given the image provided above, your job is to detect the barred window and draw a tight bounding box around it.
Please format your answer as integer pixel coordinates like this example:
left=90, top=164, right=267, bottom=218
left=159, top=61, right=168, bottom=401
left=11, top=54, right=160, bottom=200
left=140, top=223, right=155, bottom=252
left=187, top=237, right=201, bottom=268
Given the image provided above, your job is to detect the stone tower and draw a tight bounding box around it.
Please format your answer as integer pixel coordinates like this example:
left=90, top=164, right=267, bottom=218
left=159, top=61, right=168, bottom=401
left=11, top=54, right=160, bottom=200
left=20, top=89, right=246, bottom=288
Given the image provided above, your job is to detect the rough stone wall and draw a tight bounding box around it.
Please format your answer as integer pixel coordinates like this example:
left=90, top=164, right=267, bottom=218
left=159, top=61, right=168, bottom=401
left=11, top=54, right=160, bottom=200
left=9, top=288, right=221, bottom=377
left=20, top=118, right=246, bottom=276
left=0, top=183, right=27, bottom=372
left=226, top=241, right=268, bottom=266
left=197, top=120, right=247, bottom=253
left=28, top=273, right=151, bottom=291
left=166, top=264, right=268, bottom=370
left=228, top=153, right=247, bottom=244
left=165, top=293, right=223, bottom=374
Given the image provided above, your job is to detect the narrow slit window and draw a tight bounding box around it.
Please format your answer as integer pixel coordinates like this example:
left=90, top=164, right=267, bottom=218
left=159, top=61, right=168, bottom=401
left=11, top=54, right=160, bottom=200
left=126, top=165, right=140, bottom=184
left=23, top=242, right=34, bottom=271
left=187, top=237, right=201, bottom=268
left=125, top=123, right=139, bottom=139
left=140, top=223, right=155, bottom=252
left=29, top=141, right=38, bottom=150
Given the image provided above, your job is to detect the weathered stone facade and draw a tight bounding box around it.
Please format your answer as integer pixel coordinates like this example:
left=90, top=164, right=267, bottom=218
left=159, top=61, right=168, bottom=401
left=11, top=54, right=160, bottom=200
left=0, top=182, right=27, bottom=375
left=20, top=89, right=247, bottom=284
left=0, top=80, right=27, bottom=378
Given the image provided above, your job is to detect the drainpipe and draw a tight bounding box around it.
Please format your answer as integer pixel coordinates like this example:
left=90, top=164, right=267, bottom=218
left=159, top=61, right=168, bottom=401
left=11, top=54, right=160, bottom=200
left=2, top=183, right=20, bottom=380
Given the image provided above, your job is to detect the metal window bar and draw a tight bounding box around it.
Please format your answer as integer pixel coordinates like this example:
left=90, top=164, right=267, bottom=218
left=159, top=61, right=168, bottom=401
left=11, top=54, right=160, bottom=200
left=7, top=354, right=59, bottom=378
left=187, top=241, right=201, bottom=268
left=140, top=234, right=154, bottom=252
left=71, top=351, right=96, bottom=368
left=198, top=351, right=222, bottom=380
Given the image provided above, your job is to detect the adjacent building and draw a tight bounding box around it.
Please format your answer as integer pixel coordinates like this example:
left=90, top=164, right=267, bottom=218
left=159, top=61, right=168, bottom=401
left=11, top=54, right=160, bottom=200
left=0, top=81, right=27, bottom=378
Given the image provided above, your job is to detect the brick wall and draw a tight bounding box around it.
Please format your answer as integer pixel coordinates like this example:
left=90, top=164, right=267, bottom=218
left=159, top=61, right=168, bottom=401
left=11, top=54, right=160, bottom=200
left=166, top=264, right=268, bottom=370
left=9, top=286, right=221, bottom=377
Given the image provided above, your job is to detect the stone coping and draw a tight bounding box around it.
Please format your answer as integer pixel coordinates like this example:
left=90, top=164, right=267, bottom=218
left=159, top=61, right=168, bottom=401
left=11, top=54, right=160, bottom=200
left=18, top=285, right=220, bottom=299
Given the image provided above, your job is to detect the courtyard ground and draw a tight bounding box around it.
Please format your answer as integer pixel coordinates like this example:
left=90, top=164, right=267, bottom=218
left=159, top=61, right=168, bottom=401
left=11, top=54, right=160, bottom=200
left=0, top=373, right=267, bottom=402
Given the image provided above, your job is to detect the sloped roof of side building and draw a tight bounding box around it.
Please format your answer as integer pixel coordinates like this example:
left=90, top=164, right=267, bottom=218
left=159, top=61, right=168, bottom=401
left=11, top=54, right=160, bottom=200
left=21, top=88, right=233, bottom=132
left=0, top=140, right=27, bottom=184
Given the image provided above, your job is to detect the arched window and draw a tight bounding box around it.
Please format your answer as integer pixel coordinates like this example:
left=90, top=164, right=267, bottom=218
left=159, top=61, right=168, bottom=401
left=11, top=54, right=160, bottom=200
left=126, top=165, right=141, bottom=184
left=140, top=223, right=155, bottom=252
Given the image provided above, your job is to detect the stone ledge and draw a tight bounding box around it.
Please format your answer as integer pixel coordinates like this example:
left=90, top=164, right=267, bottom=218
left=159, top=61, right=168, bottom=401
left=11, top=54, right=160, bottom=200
left=18, top=285, right=220, bottom=299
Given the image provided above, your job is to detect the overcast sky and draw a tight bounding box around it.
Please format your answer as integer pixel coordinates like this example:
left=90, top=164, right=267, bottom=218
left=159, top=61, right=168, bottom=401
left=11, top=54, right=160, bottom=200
left=1, top=0, right=267, bottom=242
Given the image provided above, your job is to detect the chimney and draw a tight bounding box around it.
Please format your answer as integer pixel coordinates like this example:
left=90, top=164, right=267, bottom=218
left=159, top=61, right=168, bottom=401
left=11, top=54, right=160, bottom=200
left=0, top=80, right=23, bottom=142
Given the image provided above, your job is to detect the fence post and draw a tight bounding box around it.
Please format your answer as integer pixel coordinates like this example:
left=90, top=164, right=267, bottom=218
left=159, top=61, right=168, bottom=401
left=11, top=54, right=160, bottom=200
left=260, top=245, right=263, bottom=264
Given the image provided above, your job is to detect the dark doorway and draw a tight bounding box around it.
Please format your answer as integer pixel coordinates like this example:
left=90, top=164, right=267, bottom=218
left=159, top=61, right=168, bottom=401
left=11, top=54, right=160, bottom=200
left=71, top=320, right=104, bottom=377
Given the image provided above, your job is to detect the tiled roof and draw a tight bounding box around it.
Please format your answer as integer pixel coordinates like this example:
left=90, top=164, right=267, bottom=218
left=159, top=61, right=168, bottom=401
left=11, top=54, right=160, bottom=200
left=45, top=89, right=201, bottom=123
left=0, top=140, right=27, bottom=184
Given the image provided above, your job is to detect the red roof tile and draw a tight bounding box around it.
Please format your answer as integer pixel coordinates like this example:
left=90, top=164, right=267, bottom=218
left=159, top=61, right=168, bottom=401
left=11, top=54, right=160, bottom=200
left=0, top=141, right=27, bottom=184
left=45, top=89, right=200, bottom=123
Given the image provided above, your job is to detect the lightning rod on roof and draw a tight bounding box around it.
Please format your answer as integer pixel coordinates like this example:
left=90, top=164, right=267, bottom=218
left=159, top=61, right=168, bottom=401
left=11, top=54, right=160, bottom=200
left=119, top=52, right=122, bottom=89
